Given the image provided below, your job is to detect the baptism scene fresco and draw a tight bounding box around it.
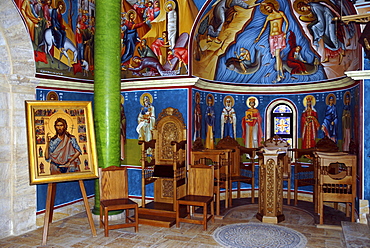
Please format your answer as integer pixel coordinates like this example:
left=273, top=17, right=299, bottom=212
left=193, top=0, right=361, bottom=84
left=15, top=0, right=361, bottom=83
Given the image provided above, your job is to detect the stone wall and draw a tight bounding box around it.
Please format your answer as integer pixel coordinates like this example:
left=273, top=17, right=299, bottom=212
left=0, top=1, right=38, bottom=238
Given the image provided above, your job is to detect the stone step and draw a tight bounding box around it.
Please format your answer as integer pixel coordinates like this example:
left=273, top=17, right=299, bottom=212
left=341, top=221, right=370, bottom=247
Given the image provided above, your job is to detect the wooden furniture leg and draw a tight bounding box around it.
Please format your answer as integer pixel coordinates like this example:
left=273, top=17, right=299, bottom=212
left=79, top=180, right=97, bottom=237
left=42, top=183, right=56, bottom=245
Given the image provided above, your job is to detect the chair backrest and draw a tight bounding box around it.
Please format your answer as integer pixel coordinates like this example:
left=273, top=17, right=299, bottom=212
left=315, top=136, right=339, bottom=152
left=187, top=164, right=214, bottom=197
left=315, top=152, right=356, bottom=193
left=153, top=107, right=186, bottom=165
left=216, top=136, right=240, bottom=176
left=99, top=166, right=129, bottom=201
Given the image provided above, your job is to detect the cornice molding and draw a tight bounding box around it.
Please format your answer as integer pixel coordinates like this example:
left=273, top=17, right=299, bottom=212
left=37, top=76, right=358, bottom=94
left=37, top=78, right=94, bottom=91
left=193, top=77, right=357, bottom=94
left=345, top=70, right=370, bottom=80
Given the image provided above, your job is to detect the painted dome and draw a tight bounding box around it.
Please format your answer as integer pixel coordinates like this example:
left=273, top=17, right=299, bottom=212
left=192, top=0, right=361, bottom=85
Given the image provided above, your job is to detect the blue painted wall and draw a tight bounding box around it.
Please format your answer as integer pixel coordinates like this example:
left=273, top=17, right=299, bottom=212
left=35, top=83, right=364, bottom=211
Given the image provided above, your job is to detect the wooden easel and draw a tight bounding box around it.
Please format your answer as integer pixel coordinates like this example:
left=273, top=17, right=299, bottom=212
left=42, top=180, right=97, bottom=245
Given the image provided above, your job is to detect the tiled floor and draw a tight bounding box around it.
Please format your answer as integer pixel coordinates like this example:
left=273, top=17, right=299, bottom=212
left=0, top=200, right=357, bottom=247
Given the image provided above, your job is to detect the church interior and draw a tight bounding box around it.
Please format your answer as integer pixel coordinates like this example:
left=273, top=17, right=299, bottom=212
left=1, top=0, right=370, bottom=247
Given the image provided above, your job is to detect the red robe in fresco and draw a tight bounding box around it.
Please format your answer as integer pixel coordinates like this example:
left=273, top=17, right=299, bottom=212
left=301, top=107, right=320, bottom=149
left=241, top=108, right=263, bottom=148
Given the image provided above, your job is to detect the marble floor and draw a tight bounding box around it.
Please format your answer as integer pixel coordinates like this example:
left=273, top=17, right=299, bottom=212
left=0, top=199, right=359, bottom=248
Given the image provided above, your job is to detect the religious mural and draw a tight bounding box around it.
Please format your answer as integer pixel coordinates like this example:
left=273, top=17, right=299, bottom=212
left=15, top=0, right=360, bottom=84
left=14, top=0, right=198, bottom=81
left=193, top=0, right=360, bottom=84
left=192, top=88, right=359, bottom=150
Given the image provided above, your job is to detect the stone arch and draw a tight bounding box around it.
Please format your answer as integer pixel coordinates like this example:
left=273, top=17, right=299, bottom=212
left=0, top=1, right=38, bottom=238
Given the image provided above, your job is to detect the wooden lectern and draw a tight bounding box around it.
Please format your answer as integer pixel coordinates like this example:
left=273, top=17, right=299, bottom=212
left=256, top=136, right=290, bottom=223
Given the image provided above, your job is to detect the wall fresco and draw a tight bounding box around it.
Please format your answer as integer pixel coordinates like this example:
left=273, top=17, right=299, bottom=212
left=14, top=0, right=199, bottom=81
left=192, top=87, right=360, bottom=150
left=192, top=0, right=361, bottom=84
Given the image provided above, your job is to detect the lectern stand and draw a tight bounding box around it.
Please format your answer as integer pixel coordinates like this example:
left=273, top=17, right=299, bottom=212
left=256, top=137, right=289, bottom=223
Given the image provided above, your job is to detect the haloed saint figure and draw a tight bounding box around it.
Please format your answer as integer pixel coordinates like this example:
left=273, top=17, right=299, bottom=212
left=45, top=118, right=82, bottom=174
left=221, top=95, right=236, bottom=139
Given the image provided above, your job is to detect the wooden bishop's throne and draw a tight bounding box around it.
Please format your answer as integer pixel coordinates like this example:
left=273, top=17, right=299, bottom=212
left=138, top=107, right=187, bottom=227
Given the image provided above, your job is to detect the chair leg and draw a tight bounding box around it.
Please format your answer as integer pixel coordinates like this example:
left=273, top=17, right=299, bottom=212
left=99, top=205, right=103, bottom=228
left=351, top=201, right=355, bottom=222
left=104, top=207, right=109, bottom=237
left=251, top=178, right=255, bottom=204
left=203, top=203, right=207, bottom=231
left=176, top=201, right=180, bottom=228
left=346, top=203, right=350, bottom=218
left=211, top=201, right=215, bottom=223
left=319, top=200, right=324, bottom=225
left=134, top=206, right=139, bottom=232
left=294, top=180, right=298, bottom=206
left=287, top=178, right=291, bottom=205
left=237, top=182, right=241, bottom=199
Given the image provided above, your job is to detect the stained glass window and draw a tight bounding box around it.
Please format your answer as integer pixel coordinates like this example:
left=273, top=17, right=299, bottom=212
left=274, top=116, right=290, bottom=135
left=273, top=105, right=292, bottom=113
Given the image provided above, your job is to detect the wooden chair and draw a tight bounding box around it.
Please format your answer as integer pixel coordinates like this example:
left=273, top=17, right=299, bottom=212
left=99, top=166, right=139, bottom=236
left=292, top=137, right=339, bottom=206
left=191, top=149, right=231, bottom=216
left=139, top=107, right=187, bottom=227
left=291, top=148, right=316, bottom=206
left=216, top=136, right=257, bottom=204
left=314, top=152, right=357, bottom=225
left=176, top=164, right=215, bottom=230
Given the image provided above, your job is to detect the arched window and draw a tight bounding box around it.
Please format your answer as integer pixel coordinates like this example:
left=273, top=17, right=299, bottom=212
left=266, top=100, right=297, bottom=149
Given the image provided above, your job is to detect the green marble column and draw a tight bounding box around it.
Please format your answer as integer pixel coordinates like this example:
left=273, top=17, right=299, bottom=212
left=93, top=0, right=121, bottom=214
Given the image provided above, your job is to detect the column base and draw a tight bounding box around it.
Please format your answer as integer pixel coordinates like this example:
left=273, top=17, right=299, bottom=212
left=256, top=212, right=285, bottom=223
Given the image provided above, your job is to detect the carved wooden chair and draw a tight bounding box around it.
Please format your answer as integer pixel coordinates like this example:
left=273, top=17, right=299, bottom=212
left=99, top=166, right=138, bottom=236
left=314, top=151, right=357, bottom=225
left=292, top=136, right=339, bottom=207
left=176, top=163, right=215, bottom=230
left=216, top=136, right=257, bottom=204
left=191, top=149, right=231, bottom=216
left=290, top=148, right=316, bottom=206
left=139, top=107, right=187, bottom=211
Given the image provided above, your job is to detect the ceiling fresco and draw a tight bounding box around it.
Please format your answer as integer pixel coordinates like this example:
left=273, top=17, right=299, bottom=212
left=192, top=0, right=361, bottom=84
left=14, top=0, right=361, bottom=84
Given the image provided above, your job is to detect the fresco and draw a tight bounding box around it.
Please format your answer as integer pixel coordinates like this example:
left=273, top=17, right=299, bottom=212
left=14, top=0, right=199, bottom=81
left=192, top=0, right=361, bottom=84
left=192, top=87, right=360, bottom=150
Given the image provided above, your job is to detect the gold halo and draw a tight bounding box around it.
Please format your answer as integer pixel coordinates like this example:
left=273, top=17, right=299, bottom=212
left=56, top=0, right=66, bottom=14
left=326, top=93, right=336, bottom=105
left=343, top=91, right=351, bottom=105
left=165, top=0, right=176, bottom=12
left=47, top=111, right=74, bottom=136
left=303, top=95, right=316, bottom=107
left=246, top=97, right=259, bottom=108
left=195, top=92, right=200, bottom=104
left=223, top=95, right=235, bottom=107
left=120, top=95, right=124, bottom=105
left=293, top=0, right=311, bottom=15
left=140, top=93, right=153, bottom=106
left=260, top=0, right=280, bottom=15
left=46, top=91, right=59, bottom=101
left=127, top=9, right=137, bottom=21
left=206, top=93, right=214, bottom=106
